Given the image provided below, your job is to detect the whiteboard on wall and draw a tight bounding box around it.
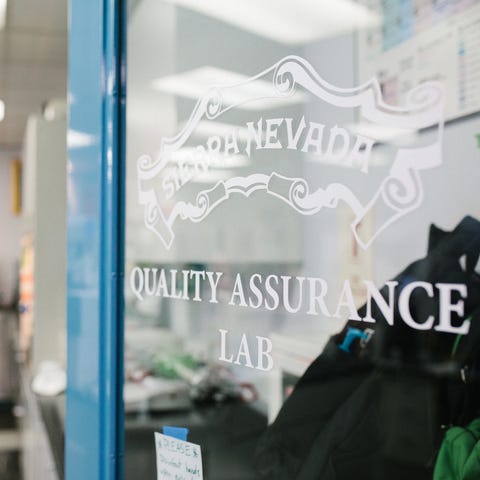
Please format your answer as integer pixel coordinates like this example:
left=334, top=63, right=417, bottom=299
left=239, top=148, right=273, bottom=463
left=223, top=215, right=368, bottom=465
left=358, top=0, right=480, bottom=121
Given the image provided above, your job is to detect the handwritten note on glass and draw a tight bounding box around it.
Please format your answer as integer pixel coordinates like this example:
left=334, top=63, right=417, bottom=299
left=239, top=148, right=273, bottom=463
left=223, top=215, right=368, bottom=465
left=155, top=432, right=203, bottom=480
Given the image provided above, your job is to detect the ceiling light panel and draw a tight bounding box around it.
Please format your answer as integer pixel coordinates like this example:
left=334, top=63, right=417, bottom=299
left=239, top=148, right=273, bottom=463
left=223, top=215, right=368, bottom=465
left=152, top=66, right=306, bottom=110
left=184, top=121, right=253, bottom=143
left=167, top=147, right=250, bottom=169
left=163, top=0, right=379, bottom=44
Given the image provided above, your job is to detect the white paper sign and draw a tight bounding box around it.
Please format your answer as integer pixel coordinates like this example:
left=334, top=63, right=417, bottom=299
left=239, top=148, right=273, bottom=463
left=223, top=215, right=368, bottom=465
left=155, top=432, right=203, bottom=480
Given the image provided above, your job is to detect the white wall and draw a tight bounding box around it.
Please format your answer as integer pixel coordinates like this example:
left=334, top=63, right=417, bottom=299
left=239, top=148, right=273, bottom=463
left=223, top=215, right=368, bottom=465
left=303, top=34, right=480, bottom=289
left=0, top=151, right=22, bottom=305
left=22, top=115, right=66, bottom=369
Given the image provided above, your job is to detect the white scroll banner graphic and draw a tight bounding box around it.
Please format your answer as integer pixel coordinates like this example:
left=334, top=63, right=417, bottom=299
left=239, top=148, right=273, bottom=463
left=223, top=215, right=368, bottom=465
left=137, top=55, right=445, bottom=250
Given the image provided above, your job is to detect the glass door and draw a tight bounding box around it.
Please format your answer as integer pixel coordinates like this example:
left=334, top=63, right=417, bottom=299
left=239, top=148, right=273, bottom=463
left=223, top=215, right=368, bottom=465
left=124, top=1, right=480, bottom=478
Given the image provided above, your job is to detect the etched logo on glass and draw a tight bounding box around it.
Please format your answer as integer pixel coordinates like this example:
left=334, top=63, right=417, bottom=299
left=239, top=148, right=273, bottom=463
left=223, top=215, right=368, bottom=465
left=137, top=55, right=445, bottom=249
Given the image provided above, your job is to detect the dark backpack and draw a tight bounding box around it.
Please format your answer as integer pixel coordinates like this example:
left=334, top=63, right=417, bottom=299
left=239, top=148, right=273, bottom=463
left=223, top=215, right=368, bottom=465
left=256, top=216, right=480, bottom=480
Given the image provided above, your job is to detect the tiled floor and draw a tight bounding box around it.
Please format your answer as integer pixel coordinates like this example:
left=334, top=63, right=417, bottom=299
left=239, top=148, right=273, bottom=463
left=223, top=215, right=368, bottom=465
left=0, top=403, right=22, bottom=480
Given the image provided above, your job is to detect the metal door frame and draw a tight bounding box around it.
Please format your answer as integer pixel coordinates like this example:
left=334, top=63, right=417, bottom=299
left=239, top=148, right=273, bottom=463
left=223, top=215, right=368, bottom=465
left=66, top=1, right=125, bottom=479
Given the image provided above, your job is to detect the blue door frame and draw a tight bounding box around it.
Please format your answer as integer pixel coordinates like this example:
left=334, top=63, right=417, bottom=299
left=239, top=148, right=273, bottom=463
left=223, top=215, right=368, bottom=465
left=66, top=1, right=125, bottom=479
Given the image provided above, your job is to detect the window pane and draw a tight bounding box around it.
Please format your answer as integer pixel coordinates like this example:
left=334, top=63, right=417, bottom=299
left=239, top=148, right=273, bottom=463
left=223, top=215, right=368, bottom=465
left=125, top=2, right=480, bottom=478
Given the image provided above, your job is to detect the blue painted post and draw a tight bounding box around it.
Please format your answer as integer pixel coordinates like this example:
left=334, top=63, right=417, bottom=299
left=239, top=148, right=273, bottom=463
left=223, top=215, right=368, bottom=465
left=66, top=1, right=125, bottom=479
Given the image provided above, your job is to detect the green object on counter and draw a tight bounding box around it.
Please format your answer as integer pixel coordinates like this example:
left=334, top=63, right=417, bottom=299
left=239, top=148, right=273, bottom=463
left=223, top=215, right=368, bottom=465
left=153, top=353, right=200, bottom=379
left=434, top=418, right=480, bottom=480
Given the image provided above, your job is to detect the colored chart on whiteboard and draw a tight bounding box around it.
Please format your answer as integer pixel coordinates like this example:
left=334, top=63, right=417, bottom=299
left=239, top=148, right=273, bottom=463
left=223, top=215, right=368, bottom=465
left=358, top=0, right=480, bottom=120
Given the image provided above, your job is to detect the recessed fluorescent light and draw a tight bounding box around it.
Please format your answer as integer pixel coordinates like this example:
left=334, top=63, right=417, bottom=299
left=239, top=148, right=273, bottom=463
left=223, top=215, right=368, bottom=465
left=0, top=0, right=6, bottom=31
left=306, top=150, right=389, bottom=169
left=184, top=121, right=254, bottom=143
left=167, top=147, right=250, bottom=169
left=163, top=0, right=379, bottom=45
left=347, top=123, right=418, bottom=143
left=163, top=166, right=234, bottom=184
left=152, top=66, right=306, bottom=111
left=192, top=170, right=233, bottom=184
left=0, top=100, right=4, bottom=122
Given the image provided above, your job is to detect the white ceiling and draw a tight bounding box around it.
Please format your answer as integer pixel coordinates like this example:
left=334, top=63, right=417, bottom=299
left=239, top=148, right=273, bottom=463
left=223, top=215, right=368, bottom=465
left=0, top=0, right=67, bottom=148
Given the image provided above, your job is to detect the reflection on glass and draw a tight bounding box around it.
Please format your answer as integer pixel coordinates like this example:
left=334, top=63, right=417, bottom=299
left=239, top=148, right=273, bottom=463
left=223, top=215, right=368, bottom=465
left=125, top=0, right=480, bottom=479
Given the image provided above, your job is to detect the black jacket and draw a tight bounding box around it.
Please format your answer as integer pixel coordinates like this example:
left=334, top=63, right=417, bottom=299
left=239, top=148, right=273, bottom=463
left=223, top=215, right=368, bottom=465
left=256, top=216, right=480, bottom=480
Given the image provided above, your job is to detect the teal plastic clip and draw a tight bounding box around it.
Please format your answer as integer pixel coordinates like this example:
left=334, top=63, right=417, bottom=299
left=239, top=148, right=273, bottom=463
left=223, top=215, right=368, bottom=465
left=339, top=327, right=371, bottom=353
left=163, top=426, right=189, bottom=441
